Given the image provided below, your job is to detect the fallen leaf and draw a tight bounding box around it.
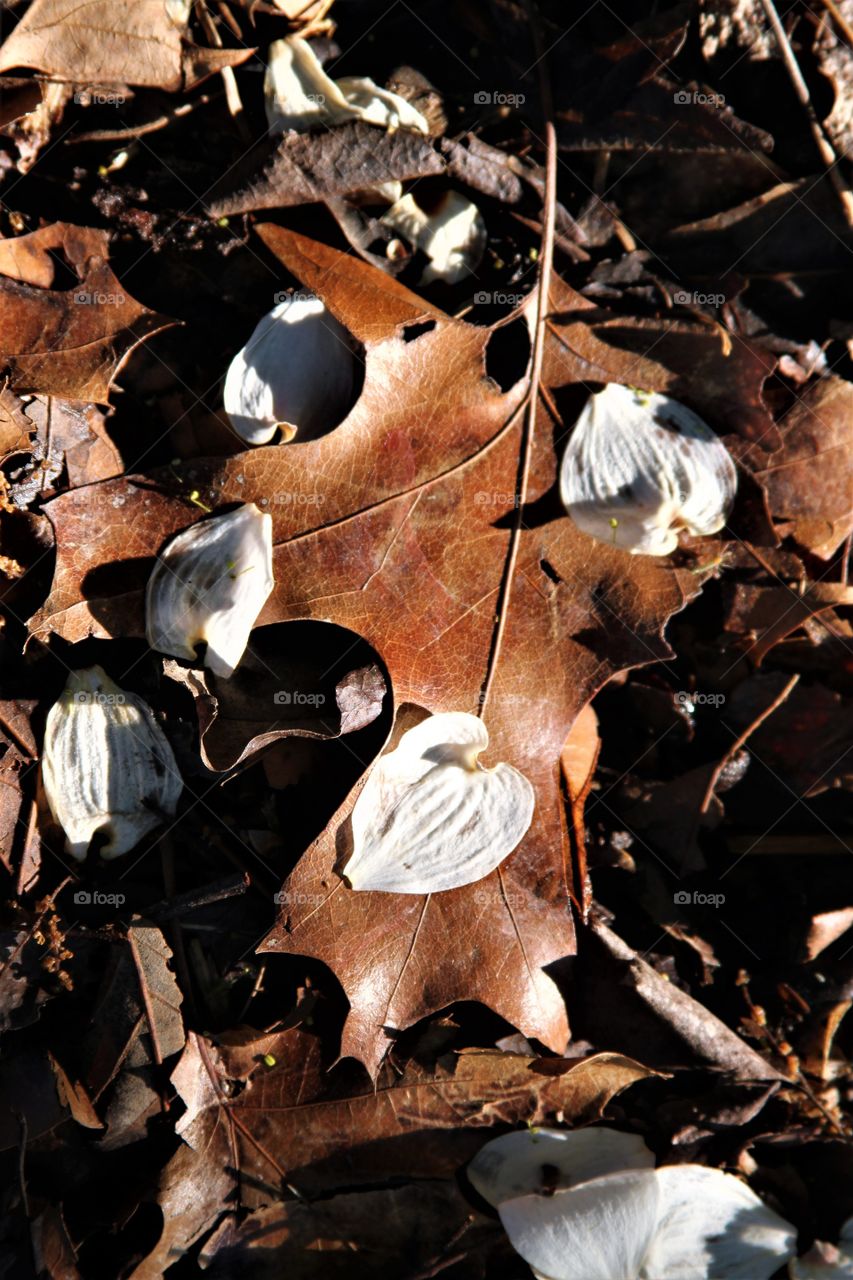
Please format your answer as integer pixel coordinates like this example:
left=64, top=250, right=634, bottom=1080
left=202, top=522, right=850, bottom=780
left=753, top=376, right=853, bottom=559
left=0, top=0, right=252, bottom=92
left=544, top=273, right=780, bottom=449
left=577, top=921, right=783, bottom=1081
left=803, top=908, right=853, bottom=962
left=164, top=632, right=387, bottom=772
left=133, top=1027, right=654, bottom=1276
left=726, top=673, right=853, bottom=798
left=0, top=223, right=174, bottom=401
left=208, top=121, right=445, bottom=217
left=199, top=1185, right=505, bottom=1280
left=31, top=227, right=703, bottom=1074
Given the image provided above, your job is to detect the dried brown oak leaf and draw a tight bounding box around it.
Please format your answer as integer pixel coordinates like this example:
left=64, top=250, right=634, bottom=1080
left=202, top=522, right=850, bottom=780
left=0, top=223, right=174, bottom=401
left=0, top=0, right=253, bottom=92
left=129, top=1024, right=657, bottom=1277
left=752, top=375, right=853, bottom=559
left=32, top=227, right=703, bottom=1074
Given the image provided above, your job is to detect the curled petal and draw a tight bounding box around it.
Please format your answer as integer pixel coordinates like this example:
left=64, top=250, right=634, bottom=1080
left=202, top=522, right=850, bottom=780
left=468, top=1128, right=654, bottom=1208
left=380, top=191, right=486, bottom=284
left=223, top=296, right=358, bottom=446
left=644, top=1165, right=797, bottom=1280
left=559, top=384, right=737, bottom=555
left=42, top=666, right=182, bottom=861
left=264, top=37, right=428, bottom=136
left=345, top=711, right=534, bottom=894
left=146, top=503, right=274, bottom=678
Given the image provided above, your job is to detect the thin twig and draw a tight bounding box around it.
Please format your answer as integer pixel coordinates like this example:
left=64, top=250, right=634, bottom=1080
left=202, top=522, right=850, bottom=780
left=813, top=0, right=853, bottom=49
left=758, top=0, right=853, bottom=226
left=699, top=673, right=800, bottom=816
left=194, top=0, right=250, bottom=141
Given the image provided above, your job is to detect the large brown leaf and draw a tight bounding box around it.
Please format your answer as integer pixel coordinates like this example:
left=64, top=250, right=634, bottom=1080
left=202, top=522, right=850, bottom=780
left=130, top=1025, right=656, bottom=1277
left=0, top=224, right=174, bottom=401
left=0, top=0, right=252, bottom=92
left=31, top=227, right=702, bottom=1072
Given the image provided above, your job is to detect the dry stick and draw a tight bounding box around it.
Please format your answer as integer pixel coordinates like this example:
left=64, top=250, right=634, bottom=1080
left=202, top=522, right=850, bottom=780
left=757, top=0, right=853, bottom=226
left=813, top=0, right=853, bottom=49
left=69, top=95, right=215, bottom=145
left=194, top=0, right=250, bottom=141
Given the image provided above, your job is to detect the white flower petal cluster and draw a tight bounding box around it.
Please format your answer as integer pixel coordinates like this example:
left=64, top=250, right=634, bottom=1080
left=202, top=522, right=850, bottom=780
left=264, top=36, right=429, bottom=136
left=146, top=503, right=274, bottom=679
left=559, top=384, right=737, bottom=555
left=345, top=711, right=534, bottom=894
left=43, top=666, right=183, bottom=861
left=468, top=1127, right=797, bottom=1280
left=223, top=296, right=358, bottom=446
left=380, top=191, right=487, bottom=284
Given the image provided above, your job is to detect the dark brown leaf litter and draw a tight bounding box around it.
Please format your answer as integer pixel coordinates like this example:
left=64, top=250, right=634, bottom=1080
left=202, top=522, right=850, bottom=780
left=0, top=0, right=852, bottom=1275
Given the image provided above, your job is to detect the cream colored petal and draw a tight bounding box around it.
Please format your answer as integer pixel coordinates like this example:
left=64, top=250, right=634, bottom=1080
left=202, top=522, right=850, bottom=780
left=223, top=296, right=357, bottom=446
left=644, top=1165, right=797, bottom=1280
left=264, top=37, right=428, bottom=136
left=345, top=711, right=534, bottom=894
left=42, top=666, right=183, bottom=861
left=380, top=192, right=486, bottom=284
left=146, top=504, right=274, bottom=678
left=468, top=1128, right=654, bottom=1208
left=559, top=384, right=737, bottom=556
left=335, top=76, right=429, bottom=133
left=264, top=37, right=354, bottom=134
left=499, top=1171, right=662, bottom=1280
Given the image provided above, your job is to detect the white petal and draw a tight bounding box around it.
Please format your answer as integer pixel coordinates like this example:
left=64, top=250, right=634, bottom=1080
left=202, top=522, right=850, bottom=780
left=559, top=384, right=737, bottom=556
left=789, top=1216, right=853, bottom=1279
left=500, top=1170, right=661, bottom=1280
left=380, top=192, right=486, bottom=284
left=42, top=667, right=183, bottom=861
left=644, top=1165, right=797, bottom=1280
left=146, top=504, right=274, bottom=678
left=468, top=1128, right=654, bottom=1208
left=223, top=296, right=357, bottom=446
left=345, top=711, right=534, bottom=894
left=264, top=37, right=428, bottom=136
left=335, top=76, right=431, bottom=134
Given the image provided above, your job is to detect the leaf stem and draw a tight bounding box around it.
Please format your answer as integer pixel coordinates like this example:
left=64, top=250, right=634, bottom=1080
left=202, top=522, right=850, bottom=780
left=478, top=17, right=556, bottom=716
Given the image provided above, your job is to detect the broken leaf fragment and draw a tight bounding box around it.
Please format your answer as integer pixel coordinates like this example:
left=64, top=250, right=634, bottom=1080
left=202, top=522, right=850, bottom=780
left=344, top=711, right=534, bottom=895
left=42, top=667, right=182, bottom=861
left=468, top=1127, right=796, bottom=1280
left=223, top=296, right=358, bottom=445
left=265, top=37, right=429, bottom=136
left=146, top=503, right=274, bottom=678
left=559, top=384, right=738, bottom=555
left=380, top=191, right=487, bottom=283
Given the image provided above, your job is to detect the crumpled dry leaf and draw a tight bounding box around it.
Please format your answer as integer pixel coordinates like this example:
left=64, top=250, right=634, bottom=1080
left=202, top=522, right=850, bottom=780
left=198, top=1183, right=506, bottom=1280
left=30, top=227, right=704, bottom=1074
left=208, top=121, right=445, bottom=216
left=752, top=376, right=853, bottom=560
left=0, top=223, right=174, bottom=401
left=130, top=1022, right=657, bottom=1276
left=0, top=0, right=253, bottom=92
left=164, top=632, right=386, bottom=772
